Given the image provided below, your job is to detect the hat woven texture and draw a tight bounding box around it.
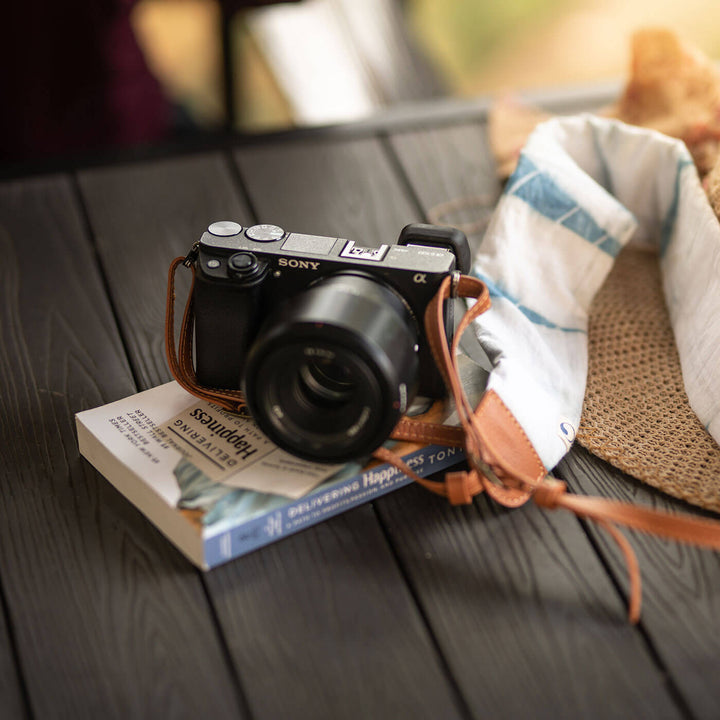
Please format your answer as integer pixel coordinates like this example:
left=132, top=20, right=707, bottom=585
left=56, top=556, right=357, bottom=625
left=578, top=246, right=720, bottom=512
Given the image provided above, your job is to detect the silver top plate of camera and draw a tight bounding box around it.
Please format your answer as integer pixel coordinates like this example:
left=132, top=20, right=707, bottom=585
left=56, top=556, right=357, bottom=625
left=339, top=240, right=389, bottom=262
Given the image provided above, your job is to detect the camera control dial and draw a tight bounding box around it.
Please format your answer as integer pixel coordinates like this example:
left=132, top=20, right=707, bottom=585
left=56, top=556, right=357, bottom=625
left=246, top=224, right=284, bottom=242
left=228, top=252, right=267, bottom=283
left=229, top=252, right=255, bottom=271
left=228, top=252, right=258, bottom=277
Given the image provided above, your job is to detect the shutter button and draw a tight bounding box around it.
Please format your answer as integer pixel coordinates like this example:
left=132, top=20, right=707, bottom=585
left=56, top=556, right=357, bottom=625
left=208, top=221, right=242, bottom=236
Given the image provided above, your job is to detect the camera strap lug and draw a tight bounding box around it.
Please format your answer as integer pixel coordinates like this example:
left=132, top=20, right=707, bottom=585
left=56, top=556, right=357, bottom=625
left=183, top=241, right=200, bottom=268
left=449, top=270, right=462, bottom=298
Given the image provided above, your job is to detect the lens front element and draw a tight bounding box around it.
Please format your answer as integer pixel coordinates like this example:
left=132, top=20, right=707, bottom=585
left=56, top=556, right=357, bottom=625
left=299, top=355, right=355, bottom=407
left=244, top=273, right=419, bottom=463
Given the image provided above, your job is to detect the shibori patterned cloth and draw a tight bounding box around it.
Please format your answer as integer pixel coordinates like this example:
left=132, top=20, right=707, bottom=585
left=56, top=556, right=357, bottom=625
left=470, top=113, right=720, bottom=472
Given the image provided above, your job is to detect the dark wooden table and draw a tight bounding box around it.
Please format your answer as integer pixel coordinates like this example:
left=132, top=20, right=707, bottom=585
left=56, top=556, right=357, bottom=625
left=2, top=88, right=719, bottom=720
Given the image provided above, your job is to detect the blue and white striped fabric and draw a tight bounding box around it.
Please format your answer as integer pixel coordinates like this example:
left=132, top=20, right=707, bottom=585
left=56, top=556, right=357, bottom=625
left=471, top=114, right=720, bottom=471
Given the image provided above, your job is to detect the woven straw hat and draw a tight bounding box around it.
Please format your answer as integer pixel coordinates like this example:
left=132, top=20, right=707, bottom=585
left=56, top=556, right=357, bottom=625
left=577, top=246, right=720, bottom=512
left=430, top=200, right=720, bottom=513
left=482, top=28, right=720, bottom=513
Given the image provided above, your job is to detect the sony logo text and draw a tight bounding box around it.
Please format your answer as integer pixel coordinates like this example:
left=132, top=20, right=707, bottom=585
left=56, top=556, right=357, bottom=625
left=277, top=258, right=320, bottom=270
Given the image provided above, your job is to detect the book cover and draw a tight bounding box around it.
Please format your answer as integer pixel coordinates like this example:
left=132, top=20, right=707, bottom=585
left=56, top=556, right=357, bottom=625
left=75, top=382, right=464, bottom=569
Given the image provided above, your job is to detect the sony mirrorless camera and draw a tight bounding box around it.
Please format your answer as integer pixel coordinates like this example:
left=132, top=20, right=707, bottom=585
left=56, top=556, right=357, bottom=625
left=193, top=221, right=471, bottom=463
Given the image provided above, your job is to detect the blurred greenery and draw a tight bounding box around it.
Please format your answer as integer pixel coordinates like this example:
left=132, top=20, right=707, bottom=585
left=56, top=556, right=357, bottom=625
left=135, top=0, right=720, bottom=130
left=408, top=0, right=575, bottom=92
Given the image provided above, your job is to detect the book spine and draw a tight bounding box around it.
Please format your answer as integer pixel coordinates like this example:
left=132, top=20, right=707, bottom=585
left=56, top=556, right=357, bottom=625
left=203, top=445, right=463, bottom=567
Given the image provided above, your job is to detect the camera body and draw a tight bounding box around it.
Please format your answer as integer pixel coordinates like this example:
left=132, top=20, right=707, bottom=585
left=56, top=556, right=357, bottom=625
left=192, top=221, right=470, bottom=462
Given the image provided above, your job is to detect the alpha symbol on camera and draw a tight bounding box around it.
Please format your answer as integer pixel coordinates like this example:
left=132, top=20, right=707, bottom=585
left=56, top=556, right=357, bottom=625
left=413, top=273, right=428, bottom=284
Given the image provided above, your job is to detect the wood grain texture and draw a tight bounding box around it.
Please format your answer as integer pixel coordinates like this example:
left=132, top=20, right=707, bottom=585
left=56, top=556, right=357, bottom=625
left=80, top=150, right=465, bottom=720
left=559, top=447, right=720, bottom=720
left=0, top=590, right=26, bottom=719
left=376, top=483, right=678, bottom=719
left=234, top=136, right=419, bottom=242
left=0, top=175, right=244, bottom=719
left=77, top=154, right=252, bottom=390
left=206, top=507, right=464, bottom=720
left=381, top=122, right=683, bottom=718
left=387, top=121, right=500, bottom=256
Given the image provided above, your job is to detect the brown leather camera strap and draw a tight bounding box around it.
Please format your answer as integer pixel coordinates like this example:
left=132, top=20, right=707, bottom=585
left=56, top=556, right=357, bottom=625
left=378, top=272, right=720, bottom=622
left=166, top=254, right=720, bottom=623
left=166, top=255, right=249, bottom=414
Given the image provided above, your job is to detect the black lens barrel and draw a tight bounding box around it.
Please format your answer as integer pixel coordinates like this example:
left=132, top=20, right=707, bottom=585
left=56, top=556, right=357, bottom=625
left=243, top=273, right=420, bottom=462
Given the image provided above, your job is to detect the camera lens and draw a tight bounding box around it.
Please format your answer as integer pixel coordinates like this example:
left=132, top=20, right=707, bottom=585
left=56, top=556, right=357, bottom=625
left=299, top=357, right=355, bottom=406
left=243, top=273, right=420, bottom=463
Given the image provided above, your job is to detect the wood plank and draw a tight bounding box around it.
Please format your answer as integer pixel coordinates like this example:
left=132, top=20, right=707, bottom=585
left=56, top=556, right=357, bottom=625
left=377, top=483, right=683, bottom=719
left=77, top=153, right=252, bottom=390
left=559, top=447, right=720, bottom=720
left=387, top=121, right=500, bottom=256
left=382, top=122, right=683, bottom=717
left=233, top=135, right=418, bottom=239
left=207, top=506, right=465, bottom=719
left=79, top=150, right=464, bottom=719
left=0, top=175, right=245, bottom=719
left=0, top=592, right=26, bottom=719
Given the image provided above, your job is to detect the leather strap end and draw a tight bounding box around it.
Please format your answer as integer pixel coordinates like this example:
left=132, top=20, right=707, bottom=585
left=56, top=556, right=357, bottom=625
left=445, top=470, right=476, bottom=505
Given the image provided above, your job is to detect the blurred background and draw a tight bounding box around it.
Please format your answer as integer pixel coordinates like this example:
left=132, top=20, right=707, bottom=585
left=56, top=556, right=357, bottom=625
left=131, top=0, right=720, bottom=132
left=5, top=0, right=720, bottom=164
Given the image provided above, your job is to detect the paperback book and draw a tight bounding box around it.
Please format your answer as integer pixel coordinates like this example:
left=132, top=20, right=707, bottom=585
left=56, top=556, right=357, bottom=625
left=76, top=382, right=464, bottom=569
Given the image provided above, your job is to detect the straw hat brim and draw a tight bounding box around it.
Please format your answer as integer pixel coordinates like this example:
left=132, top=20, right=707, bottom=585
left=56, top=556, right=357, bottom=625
left=577, top=246, right=720, bottom=512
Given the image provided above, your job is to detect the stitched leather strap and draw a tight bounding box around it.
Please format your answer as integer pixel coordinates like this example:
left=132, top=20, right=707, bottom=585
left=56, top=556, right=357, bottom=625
left=166, top=256, right=248, bottom=414
left=374, top=274, right=720, bottom=623
left=388, top=274, right=541, bottom=508
left=166, top=252, right=720, bottom=623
